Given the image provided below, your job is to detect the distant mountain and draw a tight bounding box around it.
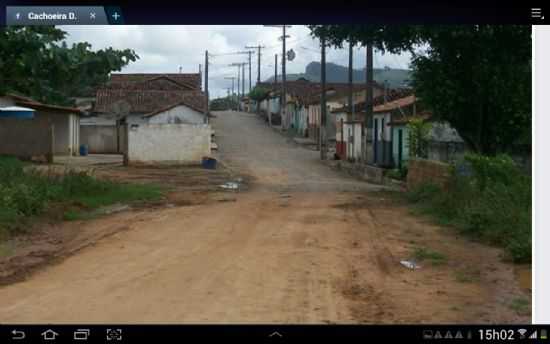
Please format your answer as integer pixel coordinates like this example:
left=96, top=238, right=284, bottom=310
left=264, top=62, right=411, bottom=88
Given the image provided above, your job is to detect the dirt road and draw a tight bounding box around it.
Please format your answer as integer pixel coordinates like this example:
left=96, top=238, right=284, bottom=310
left=0, top=111, right=530, bottom=323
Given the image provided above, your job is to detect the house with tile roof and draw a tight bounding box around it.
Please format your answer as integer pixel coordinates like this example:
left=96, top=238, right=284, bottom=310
left=256, top=80, right=384, bottom=143
left=92, top=73, right=207, bottom=125
left=331, top=89, right=464, bottom=167
left=82, top=72, right=208, bottom=155
left=330, top=88, right=413, bottom=164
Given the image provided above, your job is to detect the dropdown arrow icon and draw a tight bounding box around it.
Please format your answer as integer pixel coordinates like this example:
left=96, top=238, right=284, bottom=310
left=269, top=331, right=283, bottom=337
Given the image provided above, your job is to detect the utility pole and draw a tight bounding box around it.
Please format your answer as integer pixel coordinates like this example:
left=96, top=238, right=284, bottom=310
left=236, top=65, right=240, bottom=108
left=230, top=62, right=247, bottom=111
left=199, top=64, right=202, bottom=91
left=274, top=54, right=278, bottom=84
left=320, top=34, right=327, bottom=160
left=238, top=65, right=241, bottom=110
left=248, top=50, right=252, bottom=92
left=348, top=41, right=354, bottom=121
left=224, top=76, right=236, bottom=110
left=235, top=51, right=254, bottom=93
left=242, top=62, right=246, bottom=98
left=204, top=50, right=209, bottom=124
left=264, top=25, right=291, bottom=129
left=365, top=43, right=374, bottom=163
left=245, top=44, right=266, bottom=86
left=282, top=26, right=288, bottom=129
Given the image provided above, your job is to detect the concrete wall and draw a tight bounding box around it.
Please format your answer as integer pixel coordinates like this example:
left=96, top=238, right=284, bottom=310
left=44, top=112, right=79, bottom=155
left=127, top=123, right=211, bottom=164
left=0, top=118, right=53, bottom=160
left=148, top=105, right=204, bottom=124
left=81, top=125, right=118, bottom=153
left=125, top=114, right=148, bottom=125
left=373, top=112, right=392, bottom=141
left=81, top=116, right=117, bottom=126
left=407, top=158, right=451, bottom=190
left=70, top=114, right=80, bottom=155
left=343, top=122, right=363, bottom=160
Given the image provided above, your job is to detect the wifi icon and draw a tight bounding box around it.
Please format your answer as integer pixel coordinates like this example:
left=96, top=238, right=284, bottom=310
left=518, top=329, right=528, bottom=339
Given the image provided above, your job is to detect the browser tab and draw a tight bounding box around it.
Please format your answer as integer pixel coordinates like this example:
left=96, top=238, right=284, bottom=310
left=6, top=6, right=109, bottom=25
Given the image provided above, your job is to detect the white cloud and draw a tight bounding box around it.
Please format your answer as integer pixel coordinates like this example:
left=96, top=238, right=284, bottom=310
left=60, top=25, right=411, bottom=99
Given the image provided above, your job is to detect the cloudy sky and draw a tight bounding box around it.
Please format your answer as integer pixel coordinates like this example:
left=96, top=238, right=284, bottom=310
left=60, top=25, right=411, bottom=98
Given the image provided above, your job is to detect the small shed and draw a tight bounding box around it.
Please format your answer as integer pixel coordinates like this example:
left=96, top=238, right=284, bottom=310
left=0, top=94, right=81, bottom=156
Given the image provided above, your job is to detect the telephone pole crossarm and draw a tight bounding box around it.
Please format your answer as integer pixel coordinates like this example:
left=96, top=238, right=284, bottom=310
left=245, top=44, right=266, bottom=85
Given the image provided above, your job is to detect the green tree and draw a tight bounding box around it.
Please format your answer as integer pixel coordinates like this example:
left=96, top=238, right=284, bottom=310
left=407, top=118, right=431, bottom=159
left=308, top=25, right=531, bottom=155
left=248, top=86, right=270, bottom=114
left=0, top=26, right=139, bottom=106
left=248, top=86, right=270, bottom=102
left=210, top=96, right=237, bottom=111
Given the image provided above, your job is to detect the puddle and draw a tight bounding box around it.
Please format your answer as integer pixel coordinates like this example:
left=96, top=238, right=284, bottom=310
left=514, top=265, right=532, bottom=291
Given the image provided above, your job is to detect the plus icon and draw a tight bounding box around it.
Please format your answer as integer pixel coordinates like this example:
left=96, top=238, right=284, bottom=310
left=112, top=12, right=120, bottom=21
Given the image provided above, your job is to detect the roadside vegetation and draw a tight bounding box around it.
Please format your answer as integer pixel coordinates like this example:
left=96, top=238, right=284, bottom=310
left=0, top=156, right=164, bottom=239
left=406, top=153, right=531, bottom=263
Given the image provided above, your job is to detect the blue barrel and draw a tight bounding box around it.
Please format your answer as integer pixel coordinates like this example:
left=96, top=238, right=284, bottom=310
left=202, top=157, right=217, bottom=169
left=79, top=144, right=89, bottom=156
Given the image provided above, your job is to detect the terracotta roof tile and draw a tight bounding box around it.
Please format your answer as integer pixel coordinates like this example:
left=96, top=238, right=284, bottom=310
left=109, top=73, right=201, bottom=90
left=331, top=88, right=414, bottom=113
left=141, top=93, right=207, bottom=117
left=94, top=89, right=205, bottom=114
left=2, top=93, right=82, bottom=114
left=94, top=72, right=204, bottom=115
left=256, top=80, right=384, bottom=106
left=373, top=94, right=416, bottom=113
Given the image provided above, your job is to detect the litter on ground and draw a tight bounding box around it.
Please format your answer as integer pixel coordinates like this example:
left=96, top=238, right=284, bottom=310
left=400, top=260, right=421, bottom=270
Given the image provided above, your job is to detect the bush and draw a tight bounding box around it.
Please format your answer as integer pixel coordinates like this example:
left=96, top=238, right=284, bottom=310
left=407, top=153, right=531, bottom=263
left=407, top=182, right=439, bottom=202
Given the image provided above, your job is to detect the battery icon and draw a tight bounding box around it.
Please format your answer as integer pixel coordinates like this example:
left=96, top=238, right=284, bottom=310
left=541, top=329, right=547, bottom=339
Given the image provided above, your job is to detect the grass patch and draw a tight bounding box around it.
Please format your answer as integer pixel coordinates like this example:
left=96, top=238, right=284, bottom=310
left=0, top=155, right=165, bottom=234
left=412, top=246, right=448, bottom=266
left=508, top=297, right=530, bottom=315
left=67, top=182, right=164, bottom=209
left=63, top=210, right=98, bottom=221
left=406, top=154, right=531, bottom=263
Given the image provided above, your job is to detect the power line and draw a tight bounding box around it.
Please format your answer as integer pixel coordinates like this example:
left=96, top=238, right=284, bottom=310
left=245, top=44, right=266, bottom=88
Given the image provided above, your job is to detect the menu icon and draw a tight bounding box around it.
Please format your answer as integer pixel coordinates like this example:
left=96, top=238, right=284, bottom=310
left=532, top=8, right=544, bottom=19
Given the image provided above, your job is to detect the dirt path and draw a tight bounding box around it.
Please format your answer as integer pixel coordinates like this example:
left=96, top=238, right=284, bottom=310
left=0, top=111, right=530, bottom=323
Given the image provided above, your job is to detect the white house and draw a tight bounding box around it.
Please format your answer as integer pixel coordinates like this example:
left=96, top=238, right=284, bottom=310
left=140, top=100, right=206, bottom=124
